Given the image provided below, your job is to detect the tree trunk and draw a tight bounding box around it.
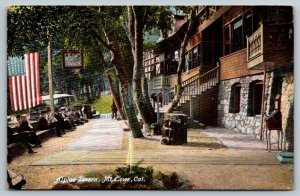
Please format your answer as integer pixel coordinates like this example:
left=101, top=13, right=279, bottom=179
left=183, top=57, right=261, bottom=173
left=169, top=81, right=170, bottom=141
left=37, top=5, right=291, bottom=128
left=102, top=26, right=144, bottom=138
left=131, top=6, right=156, bottom=132
left=107, top=74, right=126, bottom=120
left=120, top=83, right=143, bottom=138
left=142, top=71, right=156, bottom=121
left=93, top=41, right=126, bottom=120
left=167, top=8, right=197, bottom=113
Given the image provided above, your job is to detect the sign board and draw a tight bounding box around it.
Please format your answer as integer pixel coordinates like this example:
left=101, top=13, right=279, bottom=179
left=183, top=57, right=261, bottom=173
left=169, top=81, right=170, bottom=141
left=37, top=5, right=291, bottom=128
left=62, top=50, right=83, bottom=69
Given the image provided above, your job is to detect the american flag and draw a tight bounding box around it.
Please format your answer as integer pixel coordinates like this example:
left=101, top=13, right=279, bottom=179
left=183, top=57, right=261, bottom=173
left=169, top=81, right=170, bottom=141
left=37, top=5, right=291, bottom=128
left=8, top=52, right=42, bottom=111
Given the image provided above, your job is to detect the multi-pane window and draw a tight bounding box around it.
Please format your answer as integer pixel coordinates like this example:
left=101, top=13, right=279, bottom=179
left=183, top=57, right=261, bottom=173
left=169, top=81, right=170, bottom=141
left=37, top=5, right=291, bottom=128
left=197, top=43, right=203, bottom=66
left=232, top=18, right=243, bottom=52
left=186, top=46, right=199, bottom=71
left=188, top=50, right=192, bottom=69
left=184, top=53, right=189, bottom=72
left=224, top=25, right=231, bottom=55
left=244, top=13, right=253, bottom=46
left=192, top=47, right=198, bottom=68
left=223, top=9, right=259, bottom=55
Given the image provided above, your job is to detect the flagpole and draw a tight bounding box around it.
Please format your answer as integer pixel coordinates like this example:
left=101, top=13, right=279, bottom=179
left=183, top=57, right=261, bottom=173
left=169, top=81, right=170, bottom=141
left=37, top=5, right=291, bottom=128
left=47, top=29, right=54, bottom=112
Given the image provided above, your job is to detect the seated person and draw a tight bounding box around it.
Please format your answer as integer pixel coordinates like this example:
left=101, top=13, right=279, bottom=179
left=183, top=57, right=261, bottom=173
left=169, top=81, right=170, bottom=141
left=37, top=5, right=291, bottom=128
left=10, top=115, right=37, bottom=154
left=75, top=110, right=88, bottom=123
left=59, top=109, right=76, bottom=129
left=38, top=111, right=63, bottom=137
left=66, top=108, right=84, bottom=125
left=54, top=111, right=74, bottom=133
left=19, top=114, right=42, bottom=147
left=8, top=115, right=22, bottom=128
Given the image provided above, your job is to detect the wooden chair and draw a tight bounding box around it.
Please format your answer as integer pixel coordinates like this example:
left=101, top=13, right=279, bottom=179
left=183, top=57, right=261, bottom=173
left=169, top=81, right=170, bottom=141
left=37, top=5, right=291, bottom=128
left=265, top=110, right=284, bottom=152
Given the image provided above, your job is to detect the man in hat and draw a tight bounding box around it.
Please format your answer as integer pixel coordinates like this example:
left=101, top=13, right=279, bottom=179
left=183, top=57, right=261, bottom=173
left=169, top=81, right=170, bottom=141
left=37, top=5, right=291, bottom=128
left=19, top=114, right=42, bottom=147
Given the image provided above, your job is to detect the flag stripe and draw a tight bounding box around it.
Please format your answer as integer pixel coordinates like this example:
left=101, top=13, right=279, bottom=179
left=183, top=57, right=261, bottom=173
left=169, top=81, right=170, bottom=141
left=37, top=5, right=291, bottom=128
left=30, top=53, right=35, bottom=107
left=37, top=53, right=42, bottom=103
left=14, top=77, right=20, bottom=111
left=9, top=78, right=15, bottom=111
left=28, top=53, right=33, bottom=108
left=11, top=77, right=17, bottom=111
left=25, top=54, right=32, bottom=109
left=8, top=52, right=42, bottom=111
left=18, top=76, right=24, bottom=110
left=35, top=53, right=39, bottom=104
left=21, top=76, right=27, bottom=110
left=33, top=53, right=36, bottom=106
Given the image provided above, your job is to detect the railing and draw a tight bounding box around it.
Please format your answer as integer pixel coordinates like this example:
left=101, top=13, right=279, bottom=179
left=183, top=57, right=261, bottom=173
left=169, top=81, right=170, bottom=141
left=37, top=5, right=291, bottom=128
left=149, top=65, right=220, bottom=108
left=152, top=75, right=170, bottom=88
left=247, top=23, right=263, bottom=61
left=179, top=64, right=220, bottom=104
left=247, top=21, right=293, bottom=70
left=181, top=72, right=201, bottom=87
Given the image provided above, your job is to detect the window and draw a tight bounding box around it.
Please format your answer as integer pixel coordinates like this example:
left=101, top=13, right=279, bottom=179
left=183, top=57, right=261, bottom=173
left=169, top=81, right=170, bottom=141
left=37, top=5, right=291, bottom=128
left=232, top=18, right=243, bottom=52
left=188, top=50, right=192, bottom=69
left=229, top=83, right=241, bottom=113
left=224, top=25, right=231, bottom=55
left=223, top=9, right=258, bottom=55
left=198, top=44, right=203, bottom=66
left=247, top=80, right=263, bottom=116
left=192, top=47, right=198, bottom=68
left=184, top=53, right=189, bottom=72
left=244, top=13, right=253, bottom=46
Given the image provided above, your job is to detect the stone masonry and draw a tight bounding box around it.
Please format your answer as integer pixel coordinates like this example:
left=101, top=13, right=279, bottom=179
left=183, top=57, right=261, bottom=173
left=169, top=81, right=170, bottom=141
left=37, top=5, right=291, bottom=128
left=218, top=74, right=264, bottom=139
left=218, top=67, right=294, bottom=150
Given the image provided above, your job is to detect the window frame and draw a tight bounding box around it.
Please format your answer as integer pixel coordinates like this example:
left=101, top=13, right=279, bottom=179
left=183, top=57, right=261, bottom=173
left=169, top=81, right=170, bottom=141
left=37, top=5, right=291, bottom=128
left=247, top=80, right=264, bottom=116
left=223, top=9, right=256, bottom=56
left=229, top=83, right=242, bottom=114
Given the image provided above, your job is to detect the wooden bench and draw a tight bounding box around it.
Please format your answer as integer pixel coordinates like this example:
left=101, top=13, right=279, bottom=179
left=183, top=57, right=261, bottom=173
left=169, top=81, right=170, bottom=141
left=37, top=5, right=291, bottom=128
left=7, top=128, right=55, bottom=158
left=35, top=128, right=56, bottom=140
left=7, top=143, right=27, bottom=157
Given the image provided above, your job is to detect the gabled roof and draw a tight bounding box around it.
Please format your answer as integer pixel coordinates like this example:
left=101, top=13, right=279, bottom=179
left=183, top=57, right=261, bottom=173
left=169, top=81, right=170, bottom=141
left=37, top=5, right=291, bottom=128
left=156, top=20, right=190, bottom=53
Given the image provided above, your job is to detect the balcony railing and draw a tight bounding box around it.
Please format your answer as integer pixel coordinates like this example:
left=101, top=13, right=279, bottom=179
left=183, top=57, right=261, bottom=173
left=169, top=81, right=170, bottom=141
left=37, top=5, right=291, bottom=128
left=148, top=75, right=170, bottom=92
left=247, top=24, right=263, bottom=61
left=247, top=21, right=293, bottom=70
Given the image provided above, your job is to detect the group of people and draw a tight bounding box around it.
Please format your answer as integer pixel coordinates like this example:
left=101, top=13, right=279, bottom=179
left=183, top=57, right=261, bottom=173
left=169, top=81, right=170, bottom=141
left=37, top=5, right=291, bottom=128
left=7, top=114, right=42, bottom=154
left=7, top=106, right=89, bottom=154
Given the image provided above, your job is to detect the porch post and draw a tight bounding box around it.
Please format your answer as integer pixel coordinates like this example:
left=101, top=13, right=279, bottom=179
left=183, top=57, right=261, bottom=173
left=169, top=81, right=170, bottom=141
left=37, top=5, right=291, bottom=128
left=189, top=95, right=193, bottom=120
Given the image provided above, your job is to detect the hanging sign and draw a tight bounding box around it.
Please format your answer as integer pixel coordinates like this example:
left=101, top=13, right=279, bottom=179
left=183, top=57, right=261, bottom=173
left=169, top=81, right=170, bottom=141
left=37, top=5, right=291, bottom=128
left=62, top=50, right=83, bottom=69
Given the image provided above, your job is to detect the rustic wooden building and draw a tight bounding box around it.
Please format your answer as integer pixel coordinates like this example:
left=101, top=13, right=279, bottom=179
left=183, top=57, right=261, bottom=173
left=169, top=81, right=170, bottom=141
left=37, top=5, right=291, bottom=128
left=144, top=6, right=294, bottom=151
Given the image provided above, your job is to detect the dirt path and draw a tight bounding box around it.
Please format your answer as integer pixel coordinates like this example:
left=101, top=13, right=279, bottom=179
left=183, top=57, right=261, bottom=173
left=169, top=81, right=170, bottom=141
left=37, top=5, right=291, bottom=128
left=8, top=119, right=293, bottom=190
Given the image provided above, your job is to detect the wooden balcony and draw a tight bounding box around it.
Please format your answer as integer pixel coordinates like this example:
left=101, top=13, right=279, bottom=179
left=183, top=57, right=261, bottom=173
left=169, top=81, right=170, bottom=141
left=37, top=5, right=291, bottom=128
left=247, top=21, right=293, bottom=70
left=148, top=75, right=170, bottom=93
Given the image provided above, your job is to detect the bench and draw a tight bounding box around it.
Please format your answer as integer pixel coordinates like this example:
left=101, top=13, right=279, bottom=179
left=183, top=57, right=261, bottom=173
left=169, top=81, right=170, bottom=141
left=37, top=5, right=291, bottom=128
left=7, top=128, right=55, bottom=158
left=7, top=143, right=27, bottom=157
left=35, top=128, right=56, bottom=140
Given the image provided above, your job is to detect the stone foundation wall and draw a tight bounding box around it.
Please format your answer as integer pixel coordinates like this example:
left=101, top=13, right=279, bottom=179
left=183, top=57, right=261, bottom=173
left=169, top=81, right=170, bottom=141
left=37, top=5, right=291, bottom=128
left=218, top=74, right=264, bottom=139
left=218, top=68, right=294, bottom=148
